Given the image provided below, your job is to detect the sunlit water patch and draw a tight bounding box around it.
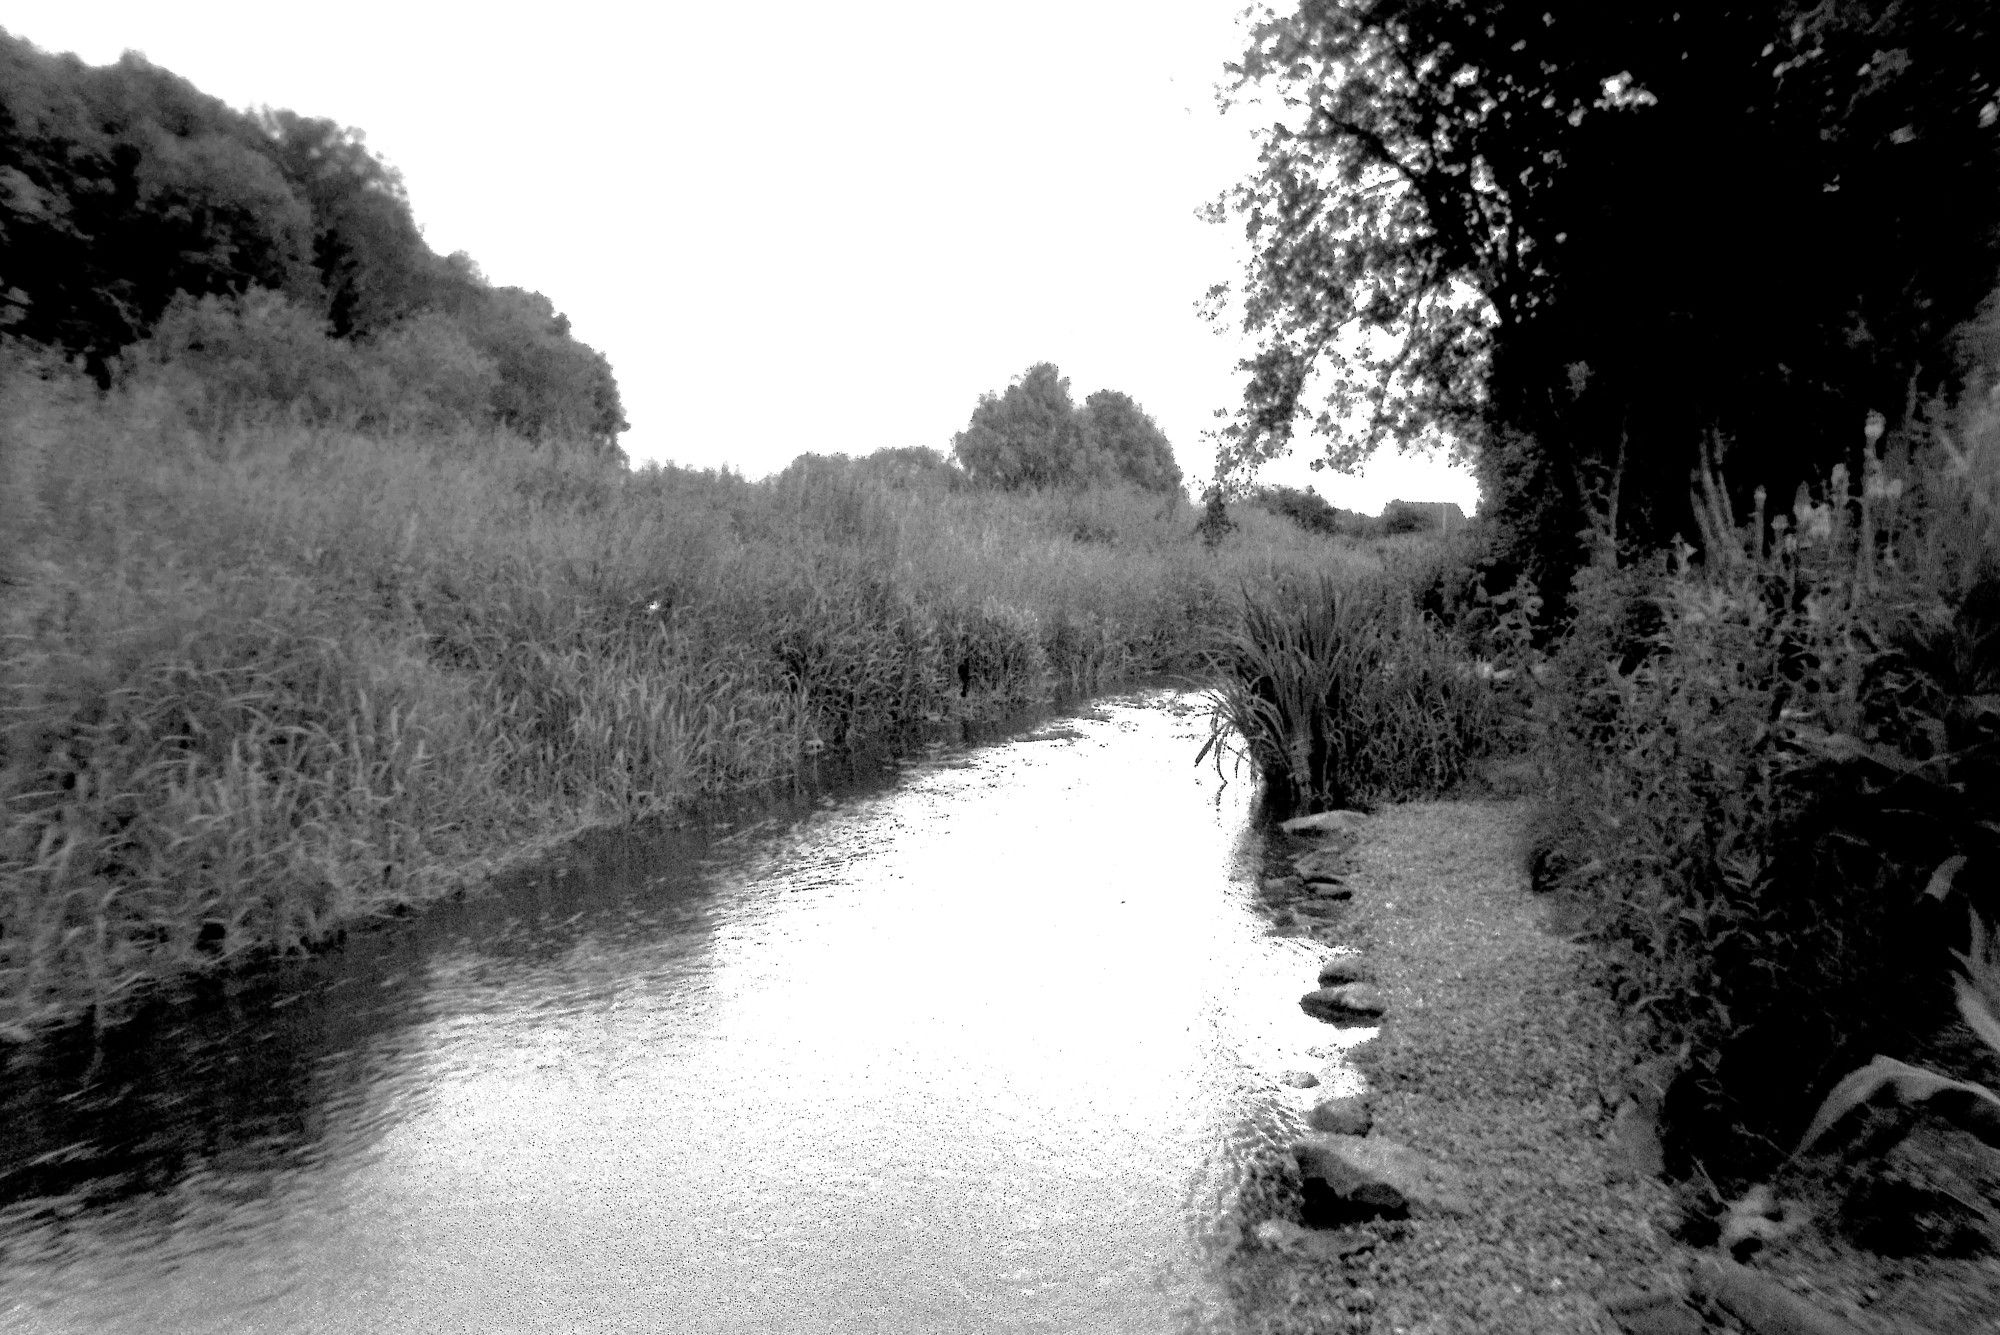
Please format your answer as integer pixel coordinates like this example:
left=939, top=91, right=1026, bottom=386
left=0, top=690, right=1368, bottom=1333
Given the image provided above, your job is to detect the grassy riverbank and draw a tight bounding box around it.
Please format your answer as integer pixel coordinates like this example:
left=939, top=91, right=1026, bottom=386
left=1204, top=403, right=2000, bottom=1210
left=0, top=365, right=1378, bottom=1039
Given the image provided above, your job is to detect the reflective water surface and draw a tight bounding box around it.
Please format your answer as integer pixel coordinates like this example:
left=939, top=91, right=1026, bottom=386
left=0, top=690, right=1363, bottom=1333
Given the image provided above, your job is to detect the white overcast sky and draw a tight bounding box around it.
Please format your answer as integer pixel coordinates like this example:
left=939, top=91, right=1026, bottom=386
left=3, top=0, right=1477, bottom=513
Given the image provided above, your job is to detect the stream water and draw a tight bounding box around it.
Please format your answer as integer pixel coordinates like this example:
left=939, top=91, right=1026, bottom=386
left=0, top=689, right=1367, bottom=1333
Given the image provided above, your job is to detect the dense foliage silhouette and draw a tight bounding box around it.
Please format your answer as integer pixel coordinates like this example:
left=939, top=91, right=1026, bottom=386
left=1216, top=0, right=2000, bottom=596
left=0, top=29, right=625, bottom=452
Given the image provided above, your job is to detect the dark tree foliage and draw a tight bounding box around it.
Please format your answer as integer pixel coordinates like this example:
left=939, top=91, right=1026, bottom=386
left=0, top=39, right=315, bottom=377
left=1254, top=482, right=1358, bottom=535
left=441, top=283, right=628, bottom=447
left=1251, top=483, right=1458, bottom=537
left=256, top=110, right=438, bottom=337
left=952, top=363, right=1182, bottom=493
left=1215, top=0, right=2000, bottom=592
left=1380, top=497, right=1462, bottom=534
left=0, top=28, right=624, bottom=446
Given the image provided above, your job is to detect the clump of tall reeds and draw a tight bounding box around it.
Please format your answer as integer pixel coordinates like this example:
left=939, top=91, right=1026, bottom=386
left=1200, top=573, right=1497, bottom=811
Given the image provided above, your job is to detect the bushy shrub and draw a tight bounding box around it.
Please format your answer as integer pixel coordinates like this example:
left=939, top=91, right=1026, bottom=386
left=124, top=290, right=506, bottom=437
left=119, top=287, right=624, bottom=456
left=1531, top=438, right=2000, bottom=1179
left=1253, top=484, right=1346, bottom=536
left=364, top=312, right=503, bottom=430
left=1196, top=488, right=1237, bottom=548
left=129, top=290, right=376, bottom=431
left=1379, top=498, right=1466, bottom=536
left=852, top=445, right=965, bottom=491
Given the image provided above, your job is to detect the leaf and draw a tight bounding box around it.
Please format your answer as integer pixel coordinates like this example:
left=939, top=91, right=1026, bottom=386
left=1924, top=854, right=1967, bottom=901
left=1784, top=726, right=1919, bottom=774
left=1959, top=978, right=2000, bottom=1059
left=1793, top=1055, right=2000, bottom=1158
left=1786, top=725, right=1866, bottom=762
left=1955, top=910, right=2000, bottom=1057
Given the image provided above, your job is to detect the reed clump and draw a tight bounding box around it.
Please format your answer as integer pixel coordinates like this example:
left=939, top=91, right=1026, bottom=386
left=0, top=361, right=1373, bottom=1037
left=1200, top=571, right=1498, bottom=811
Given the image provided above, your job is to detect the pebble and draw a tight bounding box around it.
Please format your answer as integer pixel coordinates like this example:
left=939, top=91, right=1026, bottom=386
left=1308, top=1094, right=1375, bottom=1136
left=1301, top=983, right=1389, bottom=1022
left=1318, top=956, right=1371, bottom=986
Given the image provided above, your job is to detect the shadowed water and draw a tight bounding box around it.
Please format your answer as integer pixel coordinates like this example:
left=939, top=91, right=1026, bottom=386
left=0, top=690, right=1366, bottom=1333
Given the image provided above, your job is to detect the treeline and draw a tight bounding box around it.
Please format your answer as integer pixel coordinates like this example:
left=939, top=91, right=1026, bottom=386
left=1250, top=485, right=1465, bottom=540
left=779, top=362, right=1186, bottom=503
left=0, top=29, right=624, bottom=452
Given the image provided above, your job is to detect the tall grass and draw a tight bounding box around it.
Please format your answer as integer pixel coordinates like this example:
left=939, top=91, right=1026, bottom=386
left=1201, top=572, right=1497, bottom=811
left=0, top=363, right=1376, bottom=1037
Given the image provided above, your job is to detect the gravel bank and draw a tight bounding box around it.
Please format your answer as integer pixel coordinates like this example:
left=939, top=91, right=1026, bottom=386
left=1285, top=798, right=1682, bottom=1334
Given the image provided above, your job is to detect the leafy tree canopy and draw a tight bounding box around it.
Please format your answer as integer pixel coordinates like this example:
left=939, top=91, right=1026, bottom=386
left=0, top=28, right=624, bottom=450
left=256, top=109, right=437, bottom=337
left=1082, top=389, right=1183, bottom=494
left=953, top=362, right=1089, bottom=489
left=953, top=363, right=1182, bottom=493
left=1214, top=0, right=2000, bottom=582
left=854, top=445, right=964, bottom=489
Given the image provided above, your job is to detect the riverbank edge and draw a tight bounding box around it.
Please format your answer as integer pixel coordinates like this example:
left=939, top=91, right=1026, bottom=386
left=1274, top=798, right=1685, bottom=1333
left=0, top=676, right=1195, bottom=1048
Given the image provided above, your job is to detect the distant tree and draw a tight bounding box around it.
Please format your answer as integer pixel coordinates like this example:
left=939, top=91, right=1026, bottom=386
left=1379, top=499, right=1465, bottom=536
left=1195, top=486, right=1236, bottom=547
left=450, top=285, right=627, bottom=454
left=772, top=451, right=850, bottom=488
left=1251, top=483, right=1392, bottom=538
left=0, top=30, right=626, bottom=449
left=953, top=363, right=1181, bottom=492
left=1379, top=501, right=1433, bottom=537
left=1081, top=389, right=1182, bottom=494
left=1253, top=483, right=1340, bottom=535
left=854, top=445, right=965, bottom=490
left=255, top=110, right=438, bottom=337
left=952, top=362, right=1092, bottom=489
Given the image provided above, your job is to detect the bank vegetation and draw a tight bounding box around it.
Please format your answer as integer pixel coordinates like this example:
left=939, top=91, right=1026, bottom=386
left=0, top=346, right=1390, bottom=1038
